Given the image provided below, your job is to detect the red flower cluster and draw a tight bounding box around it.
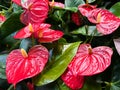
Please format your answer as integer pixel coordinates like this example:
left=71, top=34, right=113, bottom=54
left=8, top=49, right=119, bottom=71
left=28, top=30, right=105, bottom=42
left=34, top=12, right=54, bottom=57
left=62, top=44, right=113, bottom=89
left=78, top=4, right=120, bottom=35
left=6, top=0, right=64, bottom=87
left=14, top=23, right=63, bottom=43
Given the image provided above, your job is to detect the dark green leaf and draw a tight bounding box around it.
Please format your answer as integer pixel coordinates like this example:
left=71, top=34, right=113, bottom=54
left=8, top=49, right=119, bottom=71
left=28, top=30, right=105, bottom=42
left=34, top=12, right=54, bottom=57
left=57, top=79, right=70, bottom=90
left=33, top=42, right=81, bottom=86
left=0, top=12, right=24, bottom=39
left=1, top=33, right=20, bottom=51
left=65, top=0, right=85, bottom=7
left=81, top=77, right=101, bottom=90
left=0, top=54, right=8, bottom=79
left=109, top=2, right=120, bottom=18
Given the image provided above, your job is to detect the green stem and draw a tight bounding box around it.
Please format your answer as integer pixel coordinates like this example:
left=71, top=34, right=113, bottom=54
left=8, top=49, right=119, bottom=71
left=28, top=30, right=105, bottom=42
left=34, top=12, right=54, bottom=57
left=0, top=5, right=9, bottom=10
left=7, top=84, right=14, bottom=90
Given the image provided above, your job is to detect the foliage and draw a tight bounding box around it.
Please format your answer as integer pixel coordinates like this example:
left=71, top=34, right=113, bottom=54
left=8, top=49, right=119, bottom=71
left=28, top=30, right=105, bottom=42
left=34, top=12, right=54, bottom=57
left=0, top=0, right=120, bottom=90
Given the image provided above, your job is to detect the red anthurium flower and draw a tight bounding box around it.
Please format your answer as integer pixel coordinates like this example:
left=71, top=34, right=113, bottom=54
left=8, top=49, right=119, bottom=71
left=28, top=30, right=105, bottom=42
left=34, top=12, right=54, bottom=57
left=68, top=44, right=113, bottom=76
left=0, top=14, right=6, bottom=23
left=12, top=0, right=49, bottom=25
left=61, top=69, right=84, bottom=90
left=14, top=23, right=36, bottom=39
left=6, top=45, right=49, bottom=86
left=49, top=1, right=65, bottom=8
left=78, top=4, right=96, bottom=17
left=71, top=12, right=82, bottom=26
left=34, top=23, right=64, bottom=43
left=87, top=8, right=120, bottom=35
left=14, top=23, right=64, bottom=43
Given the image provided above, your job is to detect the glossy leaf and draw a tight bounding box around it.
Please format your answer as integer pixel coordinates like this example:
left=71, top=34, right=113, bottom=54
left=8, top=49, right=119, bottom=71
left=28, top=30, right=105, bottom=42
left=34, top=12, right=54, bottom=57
left=6, top=45, right=49, bottom=86
left=61, top=69, right=84, bottom=89
left=109, top=2, right=120, bottom=18
left=33, top=42, right=80, bottom=86
left=65, top=0, right=85, bottom=7
left=0, top=54, right=7, bottom=79
left=20, top=38, right=32, bottom=51
left=68, top=44, right=113, bottom=76
left=0, top=12, right=24, bottom=39
left=64, top=7, right=78, bottom=12
left=72, top=25, right=102, bottom=36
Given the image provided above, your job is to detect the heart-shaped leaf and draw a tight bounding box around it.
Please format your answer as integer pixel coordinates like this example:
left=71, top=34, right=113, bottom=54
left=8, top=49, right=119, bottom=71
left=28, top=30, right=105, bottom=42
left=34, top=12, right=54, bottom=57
left=68, top=44, right=113, bottom=76
left=6, top=45, right=49, bottom=86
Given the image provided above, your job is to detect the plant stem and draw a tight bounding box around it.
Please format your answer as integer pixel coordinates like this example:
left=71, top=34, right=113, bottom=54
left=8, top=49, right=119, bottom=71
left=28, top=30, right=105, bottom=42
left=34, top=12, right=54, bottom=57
left=7, top=85, right=14, bottom=90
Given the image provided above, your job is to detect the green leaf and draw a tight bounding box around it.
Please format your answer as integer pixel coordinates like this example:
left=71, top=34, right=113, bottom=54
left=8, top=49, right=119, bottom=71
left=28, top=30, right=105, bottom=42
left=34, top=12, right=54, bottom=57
left=87, top=0, right=96, bottom=3
left=64, top=7, right=78, bottom=12
left=105, top=81, right=120, bottom=90
left=81, top=77, right=101, bottom=90
left=65, top=0, right=85, bottom=7
left=109, top=2, right=120, bottom=18
left=0, top=12, right=24, bottom=39
left=57, top=79, right=70, bottom=90
left=20, top=38, right=32, bottom=51
left=33, top=42, right=81, bottom=86
left=0, top=54, right=8, bottom=79
left=110, top=81, right=120, bottom=90
left=71, top=26, right=102, bottom=36
left=12, top=3, right=22, bottom=12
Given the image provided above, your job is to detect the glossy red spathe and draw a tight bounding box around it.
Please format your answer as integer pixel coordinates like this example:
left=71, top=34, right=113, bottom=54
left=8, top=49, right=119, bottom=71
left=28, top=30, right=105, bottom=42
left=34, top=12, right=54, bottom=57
left=12, top=0, right=49, bottom=25
left=68, top=44, right=113, bottom=76
left=6, top=45, right=49, bottom=86
left=14, top=23, right=64, bottom=43
left=78, top=4, right=96, bottom=17
left=61, top=69, right=84, bottom=90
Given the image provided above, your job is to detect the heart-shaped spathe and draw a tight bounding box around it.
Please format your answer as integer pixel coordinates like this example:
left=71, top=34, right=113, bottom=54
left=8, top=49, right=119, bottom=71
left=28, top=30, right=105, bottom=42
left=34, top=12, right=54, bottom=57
left=6, top=45, right=49, bottom=86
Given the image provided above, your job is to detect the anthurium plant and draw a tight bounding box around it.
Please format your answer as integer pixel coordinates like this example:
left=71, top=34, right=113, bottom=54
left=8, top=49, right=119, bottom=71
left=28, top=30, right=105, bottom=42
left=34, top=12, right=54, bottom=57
left=1, top=0, right=120, bottom=90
